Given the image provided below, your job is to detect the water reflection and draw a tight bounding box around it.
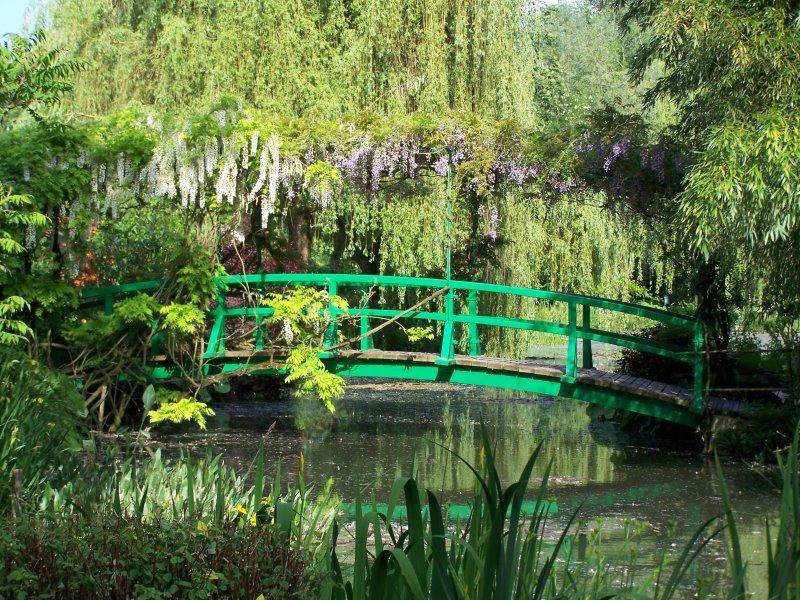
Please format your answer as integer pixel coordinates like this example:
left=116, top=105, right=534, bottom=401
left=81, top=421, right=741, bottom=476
left=154, top=379, right=778, bottom=596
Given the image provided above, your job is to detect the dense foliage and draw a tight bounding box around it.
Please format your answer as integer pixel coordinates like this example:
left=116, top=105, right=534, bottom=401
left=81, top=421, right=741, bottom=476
left=45, top=0, right=537, bottom=122
left=0, top=515, right=316, bottom=599
left=0, top=1, right=798, bottom=596
left=0, top=347, right=85, bottom=512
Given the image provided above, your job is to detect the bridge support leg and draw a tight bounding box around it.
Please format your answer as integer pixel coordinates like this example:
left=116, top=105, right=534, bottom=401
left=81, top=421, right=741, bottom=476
left=582, top=304, right=593, bottom=369
left=323, top=280, right=339, bottom=351
left=253, top=324, right=264, bottom=351
left=692, top=321, right=706, bottom=413
left=436, top=288, right=456, bottom=364
left=205, top=288, right=227, bottom=360
left=467, top=290, right=481, bottom=356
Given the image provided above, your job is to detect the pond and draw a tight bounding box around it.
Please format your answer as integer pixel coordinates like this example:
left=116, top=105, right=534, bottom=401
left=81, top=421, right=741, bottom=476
left=154, top=379, right=778, bottom=596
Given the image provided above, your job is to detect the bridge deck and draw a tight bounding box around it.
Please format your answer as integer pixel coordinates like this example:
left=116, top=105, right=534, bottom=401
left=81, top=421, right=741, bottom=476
left=335, top=350, right=694, bottom=407
left=213, top=349, right=694, bottom=408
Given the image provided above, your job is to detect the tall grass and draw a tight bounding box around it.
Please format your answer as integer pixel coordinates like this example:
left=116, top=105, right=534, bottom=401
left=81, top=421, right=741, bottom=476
left=719, top=426, right=800, bottom=600
left=321, top=425, right=723, bottom=599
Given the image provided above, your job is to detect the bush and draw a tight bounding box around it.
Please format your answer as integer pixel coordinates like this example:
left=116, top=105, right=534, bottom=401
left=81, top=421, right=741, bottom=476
left=617, top=324, right=692, bottom=386
left=0, top=513, right=315, bottom=599
left=0, top=347, right=86, bottom=511
left=714, top=403, right=799, bottom=462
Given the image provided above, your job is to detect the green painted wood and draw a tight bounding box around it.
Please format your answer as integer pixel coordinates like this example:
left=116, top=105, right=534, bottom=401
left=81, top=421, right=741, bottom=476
left=360, top=315, right=374, bottom=351
left=576, top=327, right=692, bottom=363
left=214, top=274, right=696, bottom=327
left=86, top=273, right=696, bottom=327
left=204, top=287, right=227, bottom=359
left=692, top=321, right=706, bottom=414
left=146, top=354, right=699, bottom=426
left=80, top=271, right=709, bottom=425
left=319, top=359, right=701, bottom=427
left=323, top=279, right=338, bottom=349
left=350, top=308, right=571, bottom=336
left=467, top=290, right=481, bottom=356
left=81, top=279, right=162, bottom=299
left=564, top=302, right=577, bottom=382
left=582, top=305, right=593, bottom=369
left=439, top=288, right=455, bottom=363
left=224, top=307, right=275, bottom=317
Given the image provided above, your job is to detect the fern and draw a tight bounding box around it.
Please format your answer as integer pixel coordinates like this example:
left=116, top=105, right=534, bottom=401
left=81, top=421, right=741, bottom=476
left=284, top=345, right=344, bottom=412
left=159, top=303, right=205, bottom=335
left=147, top=388, right=214, bottom=431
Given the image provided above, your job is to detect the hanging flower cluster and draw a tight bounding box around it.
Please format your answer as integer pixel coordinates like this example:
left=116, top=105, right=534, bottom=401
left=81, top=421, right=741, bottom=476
left=7, top=107, right=580, bottom=269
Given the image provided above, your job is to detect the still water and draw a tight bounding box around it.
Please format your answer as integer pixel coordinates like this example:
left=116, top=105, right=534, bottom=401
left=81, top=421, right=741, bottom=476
left=155, top=380, right=778, bottom=595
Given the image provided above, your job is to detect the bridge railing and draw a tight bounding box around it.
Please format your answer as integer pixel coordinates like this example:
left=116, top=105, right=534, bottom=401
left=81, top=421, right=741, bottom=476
left=80, top=273, right=707, bottom=413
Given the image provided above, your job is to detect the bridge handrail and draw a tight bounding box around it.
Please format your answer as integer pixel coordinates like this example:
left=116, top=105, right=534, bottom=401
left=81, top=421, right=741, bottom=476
left=80, top=273, right=696, bottom=327
left=214, top=273, right=697, bottom=327
left=79, top=272, right=706, bottom=413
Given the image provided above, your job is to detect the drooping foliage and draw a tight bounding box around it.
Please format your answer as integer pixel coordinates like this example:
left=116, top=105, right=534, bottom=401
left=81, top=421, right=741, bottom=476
left=606, top=0, right=800, bottom=396
left=44, top=0, right=537, bottom=123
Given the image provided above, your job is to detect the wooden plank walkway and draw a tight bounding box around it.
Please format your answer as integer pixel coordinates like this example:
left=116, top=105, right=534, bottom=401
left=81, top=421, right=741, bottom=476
left=333, top=350, right=694, bottom=408
left=199, top=348, right=749, bottom=417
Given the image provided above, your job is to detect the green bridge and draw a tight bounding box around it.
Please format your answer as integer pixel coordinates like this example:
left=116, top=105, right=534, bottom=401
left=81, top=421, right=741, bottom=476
left=81, top=273, right=711, bottom=427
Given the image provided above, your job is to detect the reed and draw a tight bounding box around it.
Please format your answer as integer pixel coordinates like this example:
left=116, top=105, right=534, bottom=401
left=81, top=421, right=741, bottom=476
left=717, top=426, right=800, bottom=600
left=320, top=424, right=722, bottom=600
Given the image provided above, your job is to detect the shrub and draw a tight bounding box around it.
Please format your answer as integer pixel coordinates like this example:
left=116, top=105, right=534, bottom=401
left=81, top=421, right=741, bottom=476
left=0, top=347, right=86, bottom=512
left=0, top=513, right=315, bottom=599
left=617, top=324, right=692, bottom=386
left=714, top=403, right=799, bottom=462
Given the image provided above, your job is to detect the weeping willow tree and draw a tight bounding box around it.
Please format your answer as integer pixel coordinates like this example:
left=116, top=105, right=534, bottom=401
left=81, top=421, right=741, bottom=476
left=44, top=0, right=537, bottom=123
left=1, top=100, right=661, bottom=364
left=13, top=0, right=672, bottom=361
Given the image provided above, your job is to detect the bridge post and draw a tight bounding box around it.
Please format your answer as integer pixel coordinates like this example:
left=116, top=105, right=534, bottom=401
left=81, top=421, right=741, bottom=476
left=438, top=288, right=456, bottom=363
left=467, top=290, right=481, bottom=356
left=323, top=280, right=338, bottom=350
left=563, top=301, right=577, bottom=382
left=691, top=320, right=706, bottom=413
left=205, top=286, right=227, bottom=359
left=103, top=292, right=113, bottom=316
left=582, top=304, right=593, bottom=369
left=360, top=314, right=374, bottom=350
left=253, top=317, right=264, bottom=351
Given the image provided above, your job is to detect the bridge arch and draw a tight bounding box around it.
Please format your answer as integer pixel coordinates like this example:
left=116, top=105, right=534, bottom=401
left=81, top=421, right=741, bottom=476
left=81, top=273, right=708, bottom=427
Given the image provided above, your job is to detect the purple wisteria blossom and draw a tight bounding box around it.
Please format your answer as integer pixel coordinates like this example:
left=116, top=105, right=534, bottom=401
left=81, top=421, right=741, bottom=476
left=433, top=156, right=450, bottom=176
left=603, top=137, right=630, bottom=172
left=488, top=207, right=499, bottom=241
